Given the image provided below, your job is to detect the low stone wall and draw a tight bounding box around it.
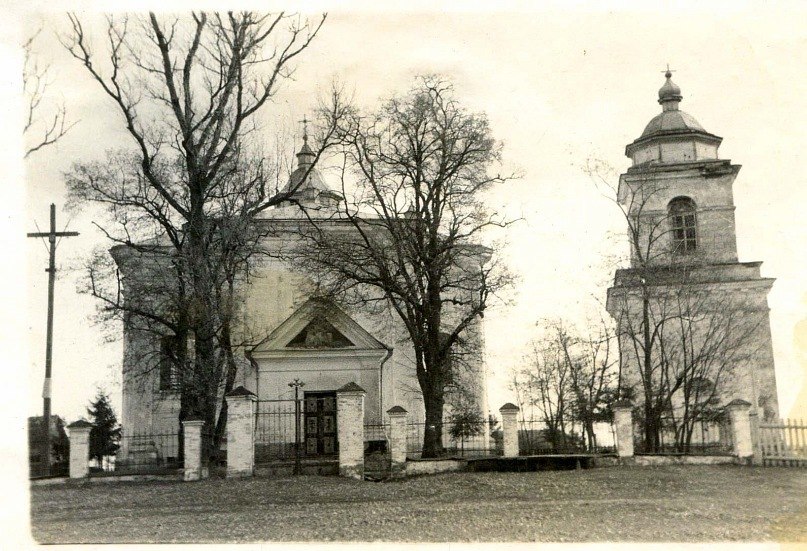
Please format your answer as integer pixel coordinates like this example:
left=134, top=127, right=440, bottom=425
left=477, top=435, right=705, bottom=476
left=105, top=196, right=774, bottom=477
left=405, top=458, right=467, bottom=476
left=30, top=473, right=181, bottom=486
left=589, top=456, right=621, bottom=468
left=625, top=454, right=740, bottom=466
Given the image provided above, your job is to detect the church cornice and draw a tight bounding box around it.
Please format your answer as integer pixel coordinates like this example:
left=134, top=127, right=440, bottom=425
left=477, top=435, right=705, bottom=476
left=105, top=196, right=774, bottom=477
left=625, top=129, right=722, bottom=158
left=623, top=159, right=739, bottom=178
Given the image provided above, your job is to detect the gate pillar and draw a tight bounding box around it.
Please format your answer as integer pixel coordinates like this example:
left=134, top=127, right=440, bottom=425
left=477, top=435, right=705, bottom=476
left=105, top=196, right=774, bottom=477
left=612, top=401, right=634, bottom=458
left=726, top=398, right=753, bottom=459
left=387, top=406, right=408, bottom=477
left=226, top=386, right=257, bottom=478
left=336, top=382, right=365, bottom=479
left=67, top=420, right=93, bottom=479
left=182, top=419, right=205, bottom=481
left=499, top=403, right=520, bottom=458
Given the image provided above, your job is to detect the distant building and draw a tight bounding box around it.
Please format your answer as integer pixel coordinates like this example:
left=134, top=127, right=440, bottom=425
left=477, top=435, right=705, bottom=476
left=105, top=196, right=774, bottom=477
left=28, top=415, right=69, bottom=477
left=606, top=71, right=779, bottom=421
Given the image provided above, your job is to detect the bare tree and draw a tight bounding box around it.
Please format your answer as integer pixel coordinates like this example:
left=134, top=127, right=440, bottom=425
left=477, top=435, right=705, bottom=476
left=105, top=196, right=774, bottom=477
left=522, top=336, right=573, bottom=449
left=513, top=315, right=618, bottom=451
left=24, top=28, right=74, bottom=157
left=62, top=12, right=341, bottom=457
left=298, top=76, right=515, bottom=457
left=557, top=316, right=619, bottom=450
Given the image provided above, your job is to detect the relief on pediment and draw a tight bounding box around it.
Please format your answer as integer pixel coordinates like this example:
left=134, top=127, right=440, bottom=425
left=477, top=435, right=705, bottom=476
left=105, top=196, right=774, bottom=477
left=286, top=315, right=354, bottom=348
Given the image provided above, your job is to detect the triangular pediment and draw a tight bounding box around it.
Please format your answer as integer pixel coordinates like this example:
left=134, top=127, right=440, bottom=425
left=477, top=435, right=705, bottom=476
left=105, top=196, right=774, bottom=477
left=250, top=298, right=388, bottom=355
left=286, top=316, right=354, bottom=348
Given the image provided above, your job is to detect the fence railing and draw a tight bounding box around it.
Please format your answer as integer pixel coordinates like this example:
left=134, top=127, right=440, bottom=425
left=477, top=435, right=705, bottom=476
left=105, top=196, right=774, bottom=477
left=633, top=414, right=733, bottom=455
left=406, top=420, right=498, bottom=459
left=364, top=422, right=390, bottom=448
left=254, top=399, right=301, bottom=463
left=516, top=419, right=614, bottom=455
left=757, top=418, right=807, bottom=465
left=100, top=431, right=182, bottom=476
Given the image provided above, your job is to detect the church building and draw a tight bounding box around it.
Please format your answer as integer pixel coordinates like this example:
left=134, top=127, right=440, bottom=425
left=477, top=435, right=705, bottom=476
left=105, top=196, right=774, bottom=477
left=606, top=70, right=780, bottom=422
left=114, top=130, right=490, bottom=464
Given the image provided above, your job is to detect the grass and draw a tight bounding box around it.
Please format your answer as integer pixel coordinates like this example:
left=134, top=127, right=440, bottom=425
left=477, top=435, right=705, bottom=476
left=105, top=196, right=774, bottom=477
left=30, top=465, right=807, bottom=543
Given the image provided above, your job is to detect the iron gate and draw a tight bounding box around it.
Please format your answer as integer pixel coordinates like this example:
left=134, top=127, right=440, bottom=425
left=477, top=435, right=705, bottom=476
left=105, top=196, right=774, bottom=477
left=254, top=393, right=338, bottom=465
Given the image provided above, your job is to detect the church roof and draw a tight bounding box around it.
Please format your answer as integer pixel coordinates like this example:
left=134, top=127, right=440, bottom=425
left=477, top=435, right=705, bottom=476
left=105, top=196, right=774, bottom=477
left=640, top=109, right=706, bottom=138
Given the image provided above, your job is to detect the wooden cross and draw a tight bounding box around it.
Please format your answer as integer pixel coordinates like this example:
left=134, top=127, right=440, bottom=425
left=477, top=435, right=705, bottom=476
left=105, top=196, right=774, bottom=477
left=27, top=203, right=79, bottom=477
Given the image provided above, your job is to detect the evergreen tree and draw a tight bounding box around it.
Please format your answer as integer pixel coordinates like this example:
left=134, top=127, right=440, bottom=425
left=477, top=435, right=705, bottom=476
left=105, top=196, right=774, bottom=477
left=87, top=390, right=121, bottom=463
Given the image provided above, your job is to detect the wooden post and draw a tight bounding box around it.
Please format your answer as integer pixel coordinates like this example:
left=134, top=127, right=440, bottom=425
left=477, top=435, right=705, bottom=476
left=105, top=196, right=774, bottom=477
left=27, top=204, right=79, bottom=477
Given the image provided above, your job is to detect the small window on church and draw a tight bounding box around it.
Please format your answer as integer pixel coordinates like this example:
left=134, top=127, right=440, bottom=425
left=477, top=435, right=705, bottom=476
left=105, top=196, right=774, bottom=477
left=668, top=197, right=697, bottom=255
left=159, top=335, right=181, bottom=392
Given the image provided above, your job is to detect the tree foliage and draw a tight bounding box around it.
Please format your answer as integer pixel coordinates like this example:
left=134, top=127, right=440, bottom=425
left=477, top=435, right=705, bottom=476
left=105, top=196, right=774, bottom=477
left=87, top=389, right=121, bottom=463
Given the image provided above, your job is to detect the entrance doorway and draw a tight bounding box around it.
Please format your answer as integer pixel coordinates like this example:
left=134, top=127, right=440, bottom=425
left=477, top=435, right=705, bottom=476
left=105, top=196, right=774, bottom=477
left=304, top=391, right=337, bottom=457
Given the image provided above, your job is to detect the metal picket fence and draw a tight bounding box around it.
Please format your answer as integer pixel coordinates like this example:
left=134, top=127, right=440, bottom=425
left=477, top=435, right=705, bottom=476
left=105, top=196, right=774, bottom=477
left=406, top=420, right=498, bottom=459
left=633, top=414, right=733, bottom=455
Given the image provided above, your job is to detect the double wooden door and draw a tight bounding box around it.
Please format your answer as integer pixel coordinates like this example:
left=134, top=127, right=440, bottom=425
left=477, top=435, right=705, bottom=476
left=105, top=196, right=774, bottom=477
left=304, top=391, right=337, bottom=457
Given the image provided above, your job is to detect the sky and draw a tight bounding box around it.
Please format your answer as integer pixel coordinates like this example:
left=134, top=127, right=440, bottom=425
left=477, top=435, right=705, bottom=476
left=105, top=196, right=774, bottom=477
left=4, top=2, right=807, bottom=434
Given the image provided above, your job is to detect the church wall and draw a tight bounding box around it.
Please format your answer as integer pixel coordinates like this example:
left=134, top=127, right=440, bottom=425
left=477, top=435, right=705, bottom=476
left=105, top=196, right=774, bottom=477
left=659, top=140, right=697, bottom=164
left=695, top=142, right=718, bottom=160
left=623, top=170, right=739, bottom=264
left=115, top=216, right=491, bottom=458
left=609, top=281, right=779, bottom=420
left=255, top=355, right=382, bottom=421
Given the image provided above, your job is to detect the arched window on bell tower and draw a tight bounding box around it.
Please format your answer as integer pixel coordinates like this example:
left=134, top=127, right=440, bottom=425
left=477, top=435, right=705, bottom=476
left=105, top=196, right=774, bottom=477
left=668, top=197, right=698, bottom=255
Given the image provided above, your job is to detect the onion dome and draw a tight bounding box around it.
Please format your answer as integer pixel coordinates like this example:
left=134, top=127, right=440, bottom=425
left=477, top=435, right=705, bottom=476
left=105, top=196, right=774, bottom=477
left=658, top=70, right=682, bottom=105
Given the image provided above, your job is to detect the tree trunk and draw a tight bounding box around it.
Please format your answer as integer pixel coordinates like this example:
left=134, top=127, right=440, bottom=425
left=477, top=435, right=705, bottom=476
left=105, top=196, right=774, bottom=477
left=584, top=418, right=596, bottom=451
left=186, top=201, right=222, bottom=463
left=422, top=385, right=445, bottom=458
left=641, top=289, right=660, bottom=453
left=644, top=408, right=660, bottom=453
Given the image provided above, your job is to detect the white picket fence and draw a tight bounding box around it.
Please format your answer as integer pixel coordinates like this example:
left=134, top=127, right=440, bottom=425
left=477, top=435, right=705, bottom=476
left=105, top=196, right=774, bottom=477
left=755, top=418, right=807, bottom=466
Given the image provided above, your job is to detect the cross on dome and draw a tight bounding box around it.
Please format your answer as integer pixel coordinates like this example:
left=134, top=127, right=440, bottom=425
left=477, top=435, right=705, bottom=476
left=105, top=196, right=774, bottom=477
left=658, top=64, right=682, bottom=108
left=300, top=115, right=309, bottom=144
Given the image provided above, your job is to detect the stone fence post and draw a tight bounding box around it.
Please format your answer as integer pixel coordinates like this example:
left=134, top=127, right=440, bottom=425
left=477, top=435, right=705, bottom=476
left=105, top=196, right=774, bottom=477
left=182, top=419, right=205, bottom=481
left=387, top=406, right=408, bottom=477
left=226, top=386, right=257, bottom=478
left=336, top=382, right=365, bottom=479
left=67, top=420, right=93, bottom=479
left=748, top=410, right=763, bottom=465
left=726, top=398, right=753, bottom=460
left=612, top=401, right=634, bottom=458
left=499, top=403, right=520, bottom=458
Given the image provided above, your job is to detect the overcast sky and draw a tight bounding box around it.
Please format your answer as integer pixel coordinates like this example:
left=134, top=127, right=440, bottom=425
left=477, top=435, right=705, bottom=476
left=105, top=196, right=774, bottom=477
left=5, top=2, right=806, bottom=428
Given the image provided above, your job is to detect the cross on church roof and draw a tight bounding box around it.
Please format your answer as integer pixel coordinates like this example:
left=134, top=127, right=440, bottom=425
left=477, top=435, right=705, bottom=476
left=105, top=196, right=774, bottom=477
left=300, top=115, right=309, bottom=142
left=662, top=63, right=676, bottom=78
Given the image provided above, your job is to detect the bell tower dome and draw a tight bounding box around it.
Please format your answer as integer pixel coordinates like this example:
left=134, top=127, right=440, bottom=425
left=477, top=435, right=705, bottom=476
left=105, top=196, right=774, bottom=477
left=626, top=69, right=723, bottom=166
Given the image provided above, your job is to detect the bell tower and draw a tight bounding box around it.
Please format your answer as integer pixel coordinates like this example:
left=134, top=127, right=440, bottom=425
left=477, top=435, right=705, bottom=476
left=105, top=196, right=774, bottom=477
left=606, top=70, right=780, bottom=420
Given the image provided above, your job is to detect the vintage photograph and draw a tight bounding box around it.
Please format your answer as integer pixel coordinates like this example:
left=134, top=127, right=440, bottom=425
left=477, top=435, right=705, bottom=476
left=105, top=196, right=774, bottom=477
left=5, top=1, right=806, bottom=546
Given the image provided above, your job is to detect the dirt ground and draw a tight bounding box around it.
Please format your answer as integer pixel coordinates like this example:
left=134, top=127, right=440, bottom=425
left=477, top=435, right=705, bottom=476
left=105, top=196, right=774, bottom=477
left=29, top=465, right=807, bottom=543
